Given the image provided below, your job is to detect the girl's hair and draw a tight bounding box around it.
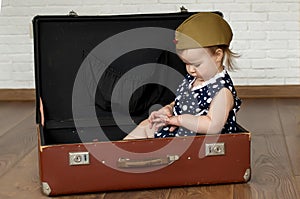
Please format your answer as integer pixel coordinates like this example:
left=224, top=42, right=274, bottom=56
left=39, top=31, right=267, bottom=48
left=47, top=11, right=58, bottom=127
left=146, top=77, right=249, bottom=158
left=207, top=45, right=240, bottom=71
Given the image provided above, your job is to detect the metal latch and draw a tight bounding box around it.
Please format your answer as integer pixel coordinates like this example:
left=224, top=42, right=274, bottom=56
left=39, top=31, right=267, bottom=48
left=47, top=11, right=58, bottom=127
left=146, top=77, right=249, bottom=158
left=205, top=143, right=225, bottom=156
left=69, top=152, right=90, bottom=166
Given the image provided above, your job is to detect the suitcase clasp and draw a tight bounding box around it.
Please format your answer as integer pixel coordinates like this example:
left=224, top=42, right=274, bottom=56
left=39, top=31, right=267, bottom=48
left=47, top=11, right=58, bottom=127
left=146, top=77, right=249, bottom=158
left=205, top=143, right=225, bottom=156
left=69, top=152, right=90, bottom=166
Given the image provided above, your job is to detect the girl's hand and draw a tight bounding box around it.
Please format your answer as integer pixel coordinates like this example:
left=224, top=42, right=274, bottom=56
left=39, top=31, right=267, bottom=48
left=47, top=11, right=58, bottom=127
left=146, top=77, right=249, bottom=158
left=165, top=115, right=181, bottom=132
left=151, top=115, right=181, bottom=132
left=148, top=104, right=174, bottom=130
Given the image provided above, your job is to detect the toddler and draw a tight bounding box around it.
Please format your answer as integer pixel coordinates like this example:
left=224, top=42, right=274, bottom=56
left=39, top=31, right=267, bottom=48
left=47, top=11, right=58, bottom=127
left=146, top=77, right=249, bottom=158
left=124, top=12, right=241, bottom=139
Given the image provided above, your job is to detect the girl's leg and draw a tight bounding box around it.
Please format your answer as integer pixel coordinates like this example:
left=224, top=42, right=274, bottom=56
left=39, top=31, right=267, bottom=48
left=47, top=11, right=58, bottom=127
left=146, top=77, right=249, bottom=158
left=123, top=119, right=156, bottom=140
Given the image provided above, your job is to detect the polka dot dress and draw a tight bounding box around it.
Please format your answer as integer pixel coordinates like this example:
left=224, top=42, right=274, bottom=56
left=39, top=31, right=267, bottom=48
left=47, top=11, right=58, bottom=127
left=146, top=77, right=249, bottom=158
left=155, top=70, right=241, bottom=138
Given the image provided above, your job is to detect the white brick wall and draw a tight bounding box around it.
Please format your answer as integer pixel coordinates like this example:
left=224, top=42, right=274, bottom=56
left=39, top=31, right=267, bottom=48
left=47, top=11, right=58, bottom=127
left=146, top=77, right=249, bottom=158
left=0, top=0, right=299, bottom=88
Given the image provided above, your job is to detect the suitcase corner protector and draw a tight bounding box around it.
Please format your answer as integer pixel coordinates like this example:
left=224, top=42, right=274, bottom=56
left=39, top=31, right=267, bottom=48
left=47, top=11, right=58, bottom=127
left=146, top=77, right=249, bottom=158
left=42, top=182, right=51, bottom=196
left=243, top=168, right=251, bottom=182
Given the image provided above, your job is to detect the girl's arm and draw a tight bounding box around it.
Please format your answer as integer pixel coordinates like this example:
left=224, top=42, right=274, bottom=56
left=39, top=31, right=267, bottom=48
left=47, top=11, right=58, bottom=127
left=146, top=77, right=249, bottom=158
left=165, top=88, right=234, bottom=134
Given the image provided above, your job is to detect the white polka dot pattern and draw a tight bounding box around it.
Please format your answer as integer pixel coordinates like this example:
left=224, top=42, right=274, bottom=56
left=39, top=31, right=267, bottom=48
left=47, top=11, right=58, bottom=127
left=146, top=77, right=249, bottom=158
left=155, top=70, right=242, bottom=138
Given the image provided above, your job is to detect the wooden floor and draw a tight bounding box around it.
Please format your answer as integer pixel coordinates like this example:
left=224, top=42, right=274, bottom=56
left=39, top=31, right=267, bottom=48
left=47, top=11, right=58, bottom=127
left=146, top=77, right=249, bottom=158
left=0, top=98, right=299, bottom=199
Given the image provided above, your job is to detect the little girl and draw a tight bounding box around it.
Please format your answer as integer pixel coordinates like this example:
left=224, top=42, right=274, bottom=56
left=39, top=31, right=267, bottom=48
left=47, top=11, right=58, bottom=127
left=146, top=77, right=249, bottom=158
left=124, top=12, right=241, bottom=139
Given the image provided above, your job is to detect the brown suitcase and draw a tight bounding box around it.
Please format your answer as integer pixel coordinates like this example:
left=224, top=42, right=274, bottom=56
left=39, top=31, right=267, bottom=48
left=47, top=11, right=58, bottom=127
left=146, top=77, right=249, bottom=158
left=33, top=10, right=251, bottom=196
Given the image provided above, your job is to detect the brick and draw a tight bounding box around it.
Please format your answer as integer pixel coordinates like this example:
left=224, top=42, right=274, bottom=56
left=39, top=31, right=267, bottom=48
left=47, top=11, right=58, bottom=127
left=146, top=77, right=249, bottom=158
left=0, top=17, right=31, bottom=25
left=0, top=54, right=12, bottom=63
left=123, top=0, right=158, bottom=5
left=252, top=59, right=288, bottom=69
left=248, top=22, right=286, bottom=31
left=159, top=0, right=196, bottom=3
left=199, top=0, right=234, bottom=2
left=0, top=35, right=32, bottom=44
left=0, top=81, right=14, bottom=89
left=214, top=3, right=251, bottom=12
left=46, top=0, right=82, bottom=6
left=268, top=31, right=298, bottom=40
left=287, top=57, right=300, bottom=67
left=285, top=78, right=300, bottom=84
left=252, top=3, right=289, bottom=12
left=242, top=69, right=266, bottom=78
left=138, top=4, right=177, bottom=13
left=12, top=63, right=34, bottom=72
left=0, top=25, right=29, bottom=35
left=181, top=4, right=214, bottom=12
left=251, top=40, right=288, bottom=50
left=31, top=6, right=77, bottom=15
left=231, top=40, right=251, bottom=50
left=1, top=7, right=34, bottom=16
left=12, top=72, right=34, bottom=81
left=0, top=80, right=33, bottom=89
left=288, top=3, right=300, bottom=12
left=10, top=0, right=48, bottom=7
left=231, top=22, right=248, bottom=31
left=234, top=59, right=252, bottom=69
left=9, top=54, right=33, bottom=63
left=0, top=44, right=33, bottom=54
left=269, top=12, right=299, bottom=22
left=0, top=63, right=12, bottom=72
left=284, top=22, right=300, bottom=31
left=265, top=68, right=299, bottom=78
left=250, top=78, right=285, bottom=85
left=230, top=78, right=248, bottom=85
left=2, top=0, right=9, bottom=7
left=98, top=5, right=139, bottom=15
left=81, top=0, right=121, bottom=5
left=241, top=50, right=267, bottom=59
left=235, top=31, right=266, bottom=40
left=267, top=50, right=289, bottom=59
left=230, top=12, right=268, bottom=21
left=0, top=72, right=12, bottom=80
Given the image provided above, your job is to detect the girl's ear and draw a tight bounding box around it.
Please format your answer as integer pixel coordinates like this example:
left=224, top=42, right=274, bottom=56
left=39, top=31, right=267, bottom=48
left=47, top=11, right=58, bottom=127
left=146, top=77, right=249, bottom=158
left=215, top=48, right=224, bottom=63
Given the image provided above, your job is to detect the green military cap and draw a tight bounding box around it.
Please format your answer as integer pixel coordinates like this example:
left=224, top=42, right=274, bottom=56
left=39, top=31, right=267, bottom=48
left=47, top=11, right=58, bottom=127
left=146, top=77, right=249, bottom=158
left=175, top=12, right=233, bottom=49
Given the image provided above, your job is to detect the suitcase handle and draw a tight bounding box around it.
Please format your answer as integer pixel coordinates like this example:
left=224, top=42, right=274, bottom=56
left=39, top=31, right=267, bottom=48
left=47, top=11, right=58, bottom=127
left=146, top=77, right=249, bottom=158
left=117, top=155, right=179, bottom=168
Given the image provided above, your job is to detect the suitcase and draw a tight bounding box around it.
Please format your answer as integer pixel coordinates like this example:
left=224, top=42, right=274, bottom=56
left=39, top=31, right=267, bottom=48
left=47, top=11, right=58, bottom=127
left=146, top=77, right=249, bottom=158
left=33, top=10, right=251, bottom=196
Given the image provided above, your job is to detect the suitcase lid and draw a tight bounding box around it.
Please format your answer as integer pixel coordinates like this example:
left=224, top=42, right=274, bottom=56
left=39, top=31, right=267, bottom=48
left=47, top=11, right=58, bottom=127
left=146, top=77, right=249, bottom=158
left=33, top=11, right=223, bottom=131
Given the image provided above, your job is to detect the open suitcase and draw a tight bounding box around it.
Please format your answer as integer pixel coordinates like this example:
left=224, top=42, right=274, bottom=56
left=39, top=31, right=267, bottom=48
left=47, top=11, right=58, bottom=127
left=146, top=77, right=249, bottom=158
left=33, top=10, right=251, bottom=196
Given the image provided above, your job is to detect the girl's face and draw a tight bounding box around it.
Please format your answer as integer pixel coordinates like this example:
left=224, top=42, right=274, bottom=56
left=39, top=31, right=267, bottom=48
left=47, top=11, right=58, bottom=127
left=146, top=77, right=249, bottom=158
left=177, top=48, right=223, bottom=84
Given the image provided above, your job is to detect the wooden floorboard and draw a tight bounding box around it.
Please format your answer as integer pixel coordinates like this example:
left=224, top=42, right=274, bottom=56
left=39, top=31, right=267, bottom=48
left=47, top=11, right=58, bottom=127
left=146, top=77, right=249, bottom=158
left=0, top=99, right=300, bottom=198
left=0, top=101, right=35, bottom=137
left=233, top=135, right=299, bottom=199
left=237, top=98, right=282, bottom=135
left=0, top=112, right=36, bottom=178
left=168, top=185, right=233, bottom=199
left=276, top=98, right=300, bottom=136
left=0, top=148, right=44, bottom=199
left=103, top=189, right=170, bottom=199
left=276, top=99, right=300, bottom=176
left=296, top=176, right=300, bottom=195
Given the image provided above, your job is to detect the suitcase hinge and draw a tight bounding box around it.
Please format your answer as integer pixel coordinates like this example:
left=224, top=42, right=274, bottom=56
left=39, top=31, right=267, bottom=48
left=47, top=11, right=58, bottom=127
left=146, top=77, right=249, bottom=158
left=69, top=10, right=78, bottom=16
left=42, top=182, right=51, bottom=196
left=180, top=6, right=188, bottom=13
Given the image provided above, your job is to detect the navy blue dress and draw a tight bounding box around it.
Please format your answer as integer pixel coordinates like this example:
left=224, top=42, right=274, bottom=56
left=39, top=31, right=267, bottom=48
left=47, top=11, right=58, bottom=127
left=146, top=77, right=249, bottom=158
left=155, top=70, right=241, bottom=138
